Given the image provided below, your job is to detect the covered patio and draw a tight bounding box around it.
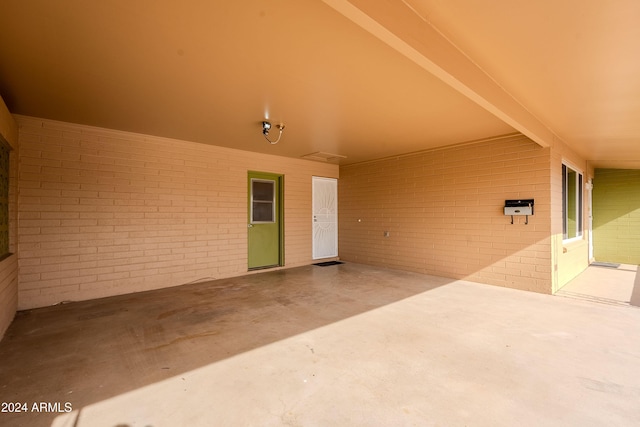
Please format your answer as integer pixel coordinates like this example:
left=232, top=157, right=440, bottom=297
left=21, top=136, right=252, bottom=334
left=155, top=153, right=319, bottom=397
left=1, top=262, right=638, bottom=426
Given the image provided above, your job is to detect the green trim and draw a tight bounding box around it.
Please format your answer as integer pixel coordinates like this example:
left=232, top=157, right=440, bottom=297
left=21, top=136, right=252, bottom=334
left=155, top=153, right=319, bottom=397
left=278, top=174, right=285, bottom=266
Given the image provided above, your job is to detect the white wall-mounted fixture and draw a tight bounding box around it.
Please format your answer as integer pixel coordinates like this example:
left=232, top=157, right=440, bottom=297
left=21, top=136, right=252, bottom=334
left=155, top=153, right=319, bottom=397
left=262, top=121, right=285, bottom=145
left=504, top=199, right=534, bottom=224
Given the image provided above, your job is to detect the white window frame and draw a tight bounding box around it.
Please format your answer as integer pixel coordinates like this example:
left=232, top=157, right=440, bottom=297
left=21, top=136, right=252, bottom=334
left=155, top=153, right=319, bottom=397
left=562, top=162, right=583, bottom=242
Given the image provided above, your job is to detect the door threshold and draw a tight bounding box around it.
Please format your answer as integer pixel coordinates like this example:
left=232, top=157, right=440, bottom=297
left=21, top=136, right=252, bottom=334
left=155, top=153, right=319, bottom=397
left=248, top=265, right=280, bottom=271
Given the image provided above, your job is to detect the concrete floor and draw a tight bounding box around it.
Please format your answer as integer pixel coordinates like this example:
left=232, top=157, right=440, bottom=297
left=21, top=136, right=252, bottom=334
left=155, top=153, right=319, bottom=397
left=556, top=263, right=640, bottom=307
left=1, top=262, right=639, bottom=427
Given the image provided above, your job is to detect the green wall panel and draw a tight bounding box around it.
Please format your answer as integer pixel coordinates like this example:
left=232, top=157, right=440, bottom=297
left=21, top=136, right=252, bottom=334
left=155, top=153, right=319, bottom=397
left=593, top=169, right=640, bottom=264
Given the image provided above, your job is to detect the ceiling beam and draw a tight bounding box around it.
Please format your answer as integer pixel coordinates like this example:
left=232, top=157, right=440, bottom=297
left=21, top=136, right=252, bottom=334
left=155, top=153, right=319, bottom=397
left=323, top=0, right=561, bottom=148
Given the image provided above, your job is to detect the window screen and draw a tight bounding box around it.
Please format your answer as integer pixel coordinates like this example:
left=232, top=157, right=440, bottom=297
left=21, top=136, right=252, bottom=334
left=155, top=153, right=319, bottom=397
left=251, top=179, right=275, bottom=223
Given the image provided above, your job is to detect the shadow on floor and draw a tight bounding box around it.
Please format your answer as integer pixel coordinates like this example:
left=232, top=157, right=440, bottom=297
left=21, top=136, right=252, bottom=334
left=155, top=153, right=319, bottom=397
left=0, top=262, right=452, bottom=427
left=556, top=264, right=640, bottom=308
left=4, top=262, right=640, bottom=426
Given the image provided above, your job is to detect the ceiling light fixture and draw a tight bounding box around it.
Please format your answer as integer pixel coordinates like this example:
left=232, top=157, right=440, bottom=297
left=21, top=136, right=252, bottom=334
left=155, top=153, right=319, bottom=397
left=262, top=121, right=285, bottom=145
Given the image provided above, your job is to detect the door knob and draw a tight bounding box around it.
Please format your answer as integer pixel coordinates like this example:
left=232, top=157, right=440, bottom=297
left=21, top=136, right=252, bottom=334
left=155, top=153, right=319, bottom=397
left=248, top=224, right=253, bottom=228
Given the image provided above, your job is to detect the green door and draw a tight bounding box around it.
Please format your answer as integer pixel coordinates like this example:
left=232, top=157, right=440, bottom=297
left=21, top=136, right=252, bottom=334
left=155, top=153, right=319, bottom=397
left=248, top=171, right=283, bottom=270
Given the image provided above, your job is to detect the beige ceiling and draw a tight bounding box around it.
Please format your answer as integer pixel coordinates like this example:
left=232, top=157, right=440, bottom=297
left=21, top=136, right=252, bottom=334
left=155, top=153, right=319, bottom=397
left=0, top=1, right=639, bottom=167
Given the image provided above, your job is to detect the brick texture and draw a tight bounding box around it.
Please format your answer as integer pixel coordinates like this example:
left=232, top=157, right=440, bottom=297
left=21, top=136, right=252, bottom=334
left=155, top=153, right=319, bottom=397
left=593, top=169, right=640, bottom=264
left=339, top=136, right=554, bottom=293
left=16, top=116, right=337, bottom=309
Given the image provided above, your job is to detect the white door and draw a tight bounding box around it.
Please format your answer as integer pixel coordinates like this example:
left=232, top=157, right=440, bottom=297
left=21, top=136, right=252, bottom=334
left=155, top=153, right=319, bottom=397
left=312, top=177, right=338, bottom=259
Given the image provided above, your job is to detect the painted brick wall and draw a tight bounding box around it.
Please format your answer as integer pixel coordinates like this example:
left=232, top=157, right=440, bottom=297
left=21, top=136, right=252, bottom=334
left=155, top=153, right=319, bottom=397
left=339, top=135, right=553, bottom=293
left=593, top=169, right=640, bottom=264
left=0, top=95, right=18, bottom=340
left=16, top=116, right=338, bottom=309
